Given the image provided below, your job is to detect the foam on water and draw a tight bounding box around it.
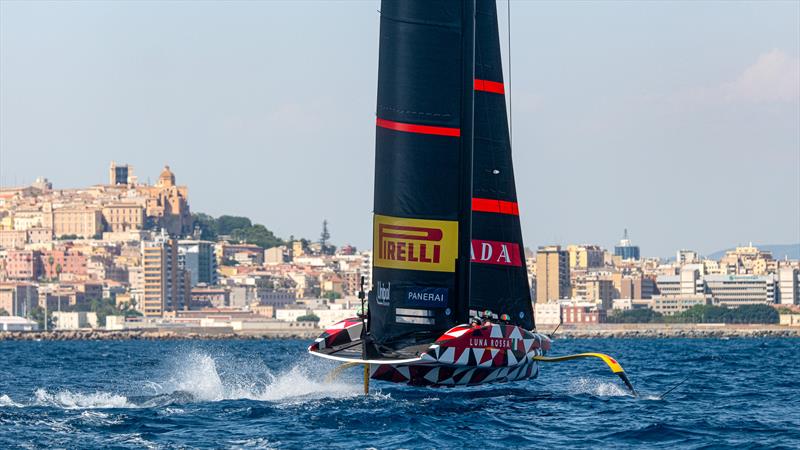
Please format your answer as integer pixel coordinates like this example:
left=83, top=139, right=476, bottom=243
left=33, top=388, right=133, bottom=409
left=161, top=350, right=361, bottom=402
left=567, top=377, right=631, bottom=397
left=0, top=394, right=23, bottom=408
left=2, top=351, right=361, bottom=410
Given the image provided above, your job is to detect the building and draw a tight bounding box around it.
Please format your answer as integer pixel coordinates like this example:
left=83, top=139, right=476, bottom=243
left=178, top=240, right=218, bottom=286
left=572, top=274, right=615, bottom=309
left=0, top=283, right=39, bottom=317
left=26, top=227, right=53, bottom=244
left=719, top=244, right=774, bottom=275
left=109, top=162, right=134, bottom=185
left=141, top=234, right=190, bottom=317
left=102, top=204, right=145, bottom=232
left=657, top=265, right=704, bottom=297
left=533, top=302, right=561, bottom=326
left=191, top=286, right=229, bottom=308
left=0, top=230, right=27, bottom=249
left=676, top=250, right=700, bottom=265
left=614, top=229, right=640, bottom=261
left=53, top=207, right=103, bottom=238
left=12, top=209, right=44, bottom=231
left=704, top=274, right=776, bottom=307
left=566, top=245, right=604, bottom=270
left=37, top=282, right=102, bottom=311
left=40, top=248, right=88, bottom=280
left=619, top=275, right=657, bottom=300
left=778, top=267, right=799, bottom=305
left=535, top=246, right=570, bottom=303
left=651, top=294, right=711, bottom=316
left=142, top=166, right=192, bottom=235
left=3, top=250, right=43, bottom=280
left=561, top=306, right=604, bottom=324
left=291, top=241, right=305, bottom=258
left=219, top=243, right=264, bottom=266
left=264, top=246, right=287, bottom=264
left=52, top=311, right=99, bottom=330
left=0, top=316, right=39, bottom=331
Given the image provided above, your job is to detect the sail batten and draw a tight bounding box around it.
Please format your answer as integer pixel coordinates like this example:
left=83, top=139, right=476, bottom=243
left=376, top=118, right=461, bottom=137
left=474, top=79, right=505, bottom=94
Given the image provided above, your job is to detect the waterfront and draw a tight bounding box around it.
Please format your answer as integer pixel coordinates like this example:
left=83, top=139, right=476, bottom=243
left=1, top=338, right=798, bottom=449
left=2, top=323, right=799, bottom=341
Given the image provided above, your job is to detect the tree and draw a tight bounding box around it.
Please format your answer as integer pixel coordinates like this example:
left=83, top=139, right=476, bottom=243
left=606, top=308, right=664, bottom=323
left=0, top=308, right=9, bottom=316
left=190, top=213, right=285, bottom=249
left=297, top=314, right=320, bottom=323
left=192, top=213, right=218, bottom=241
left=324, top=291, right=342, bottom=301
left=233, top=224, right=282, bottom=249
left=30, top=306, right=52, bottom=330
left=664, top=304, right=779, bottom=324
left=216, top=215, right=252, bottom=235
left=47, top=256, right=55, bottom=280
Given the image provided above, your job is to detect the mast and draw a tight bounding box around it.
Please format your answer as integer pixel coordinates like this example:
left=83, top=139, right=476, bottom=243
left=455, top=0, right=476, bottom=325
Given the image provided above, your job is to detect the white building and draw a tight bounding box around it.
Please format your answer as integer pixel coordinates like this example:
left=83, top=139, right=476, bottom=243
left=534, top=302, right=561, bottom=326
left=0, top=316, right=39, bottom=331
left=778, top=267, right=799, bottom=305
left=651, top=294, right=711, bottom=315
left=656, top=265, right=704, bottom=297
left=275, top=308, right=312, bottom=322
left=704, top=274, right=776, bottom=307
left=52, top=311, right=98, bottom=330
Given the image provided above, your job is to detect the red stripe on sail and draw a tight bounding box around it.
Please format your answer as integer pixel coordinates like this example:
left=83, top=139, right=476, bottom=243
left=376, top=118, right=460, bottom=137
left=474, top=79, right=505, bottom=94
left=472, top=198, right=519, bottom=215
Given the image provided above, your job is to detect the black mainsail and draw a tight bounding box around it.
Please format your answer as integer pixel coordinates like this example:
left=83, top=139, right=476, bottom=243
left=368, top=0, right=534, bottom=350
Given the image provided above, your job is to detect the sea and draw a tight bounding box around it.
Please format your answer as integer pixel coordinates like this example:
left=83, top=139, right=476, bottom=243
left=1, top=338, right=798, bottom=449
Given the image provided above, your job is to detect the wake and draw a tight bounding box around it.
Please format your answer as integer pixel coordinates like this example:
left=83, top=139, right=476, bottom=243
left=0, top=351, right=363, bottom=410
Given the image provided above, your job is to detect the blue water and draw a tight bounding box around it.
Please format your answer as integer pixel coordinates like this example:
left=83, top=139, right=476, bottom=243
left=1, top=338, right=798, bottom=449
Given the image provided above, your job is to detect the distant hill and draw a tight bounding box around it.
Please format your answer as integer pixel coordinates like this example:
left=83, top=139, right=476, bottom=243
left=706, top=243, right=800, bottom=260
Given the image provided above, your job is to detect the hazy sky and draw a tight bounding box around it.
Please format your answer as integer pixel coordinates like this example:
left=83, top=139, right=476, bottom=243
left=1, top=1, right=798, bottom=257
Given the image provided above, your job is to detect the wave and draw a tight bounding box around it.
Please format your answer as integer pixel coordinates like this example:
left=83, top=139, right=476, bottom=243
left=0, top=351, right=362, bottom=410
left=33, top=388, right=133, bottom=409
left=0, top=394, right=23, bottom=408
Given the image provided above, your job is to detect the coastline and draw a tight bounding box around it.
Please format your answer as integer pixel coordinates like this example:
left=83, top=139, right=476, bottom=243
left=553, top=323, right=799, bottom=339
left=1, top=324, right=798, bottom=341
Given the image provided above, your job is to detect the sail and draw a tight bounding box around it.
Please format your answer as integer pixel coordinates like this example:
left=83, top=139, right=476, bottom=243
left=368, top=0, right=474, bottom=348
left=469, top=0, right=535, bottom=329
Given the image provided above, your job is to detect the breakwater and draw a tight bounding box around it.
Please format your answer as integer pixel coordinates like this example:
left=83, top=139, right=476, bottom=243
left=1, top=324, right=798, bottom=340
left=0, top=328, right=322, bottom=341
left=554, top=324, right=799, bottom=338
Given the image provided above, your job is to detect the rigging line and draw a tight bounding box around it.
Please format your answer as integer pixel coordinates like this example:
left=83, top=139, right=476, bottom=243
left=658, top=376, right=690, bottom=400
left=507, top=0, right=512, bottom=146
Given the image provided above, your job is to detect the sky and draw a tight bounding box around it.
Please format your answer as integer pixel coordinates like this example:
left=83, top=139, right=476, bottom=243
left=1, top=0, right=798, bottom=257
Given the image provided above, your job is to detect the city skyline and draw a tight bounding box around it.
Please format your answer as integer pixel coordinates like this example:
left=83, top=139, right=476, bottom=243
left=1, top=1, right=798, bottom=256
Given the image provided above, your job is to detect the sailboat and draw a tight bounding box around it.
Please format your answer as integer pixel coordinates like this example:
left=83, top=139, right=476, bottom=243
left=309, top=0, right=635, bottom=393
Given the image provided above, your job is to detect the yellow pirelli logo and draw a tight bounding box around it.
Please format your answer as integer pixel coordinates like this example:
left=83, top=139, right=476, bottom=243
left=373, top=214, right=458, bottom=272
